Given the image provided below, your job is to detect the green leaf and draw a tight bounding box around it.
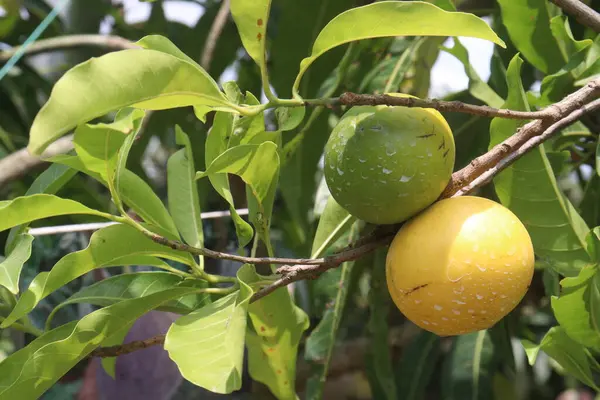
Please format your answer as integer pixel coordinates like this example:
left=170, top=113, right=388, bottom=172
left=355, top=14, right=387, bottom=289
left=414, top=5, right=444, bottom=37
left=28, top=39, right=235, bottom=154
left=365, top=250, right=397, bottom=400
left=198, top=142, right=279, bottom=213
left=74, top=108, right=146, bottom=210
left=522, top=326, right=599, bottom=390
left=50, top=155, right=179, bottom=238
left=0, top=224, right=194, bottom=329
left=246, top=288, right=309, bottom=400
left=0, top=194, right=110, bottom=233
left=580, top=173, right=600, bottom=229
left=551, top=266, right=600, bottom=350
left=5, top=163, right=78, bottom=253
left=168, top=126, right=204, bottom=249
left=496, top=0, right=563, bottom=74
left=311, top=196, right=356, bottom=259
left=294, top=1, right=506, bottom=92
left=230, top=0, right=271, bottom=69
left=304, top=233, right=362, bottom=399
left=0, top=286, right=202, bottom=398
left=46, top=272, right=210, bottom=329
left=204, top=112, right=253, bottom=247
left=442, top=38, right=504, bottom=108
left=490, top=55, right=592, bottom=276
left=442, top=330, right=496, bottom=400
left=0, top=234, right=34, bottom=294
left=165, top=264, right=257, bottom=394
left=396, top=331, right=441, bottom=400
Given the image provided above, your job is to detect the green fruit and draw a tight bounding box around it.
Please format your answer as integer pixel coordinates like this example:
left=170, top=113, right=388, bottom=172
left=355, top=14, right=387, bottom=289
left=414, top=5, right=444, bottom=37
left=324, top=101, right=455, bottom=224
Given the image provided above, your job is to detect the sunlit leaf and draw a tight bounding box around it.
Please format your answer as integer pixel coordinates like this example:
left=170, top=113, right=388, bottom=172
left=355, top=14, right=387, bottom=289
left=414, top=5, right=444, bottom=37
left=294, top=1, right=506, bottom=92
left=230, top=0, right=271, bottom=69
left=311, top=196, right=356, bottom=258
left=0, top=234, right=33, bottom=294
left=0, top=224, right=194, bottom=329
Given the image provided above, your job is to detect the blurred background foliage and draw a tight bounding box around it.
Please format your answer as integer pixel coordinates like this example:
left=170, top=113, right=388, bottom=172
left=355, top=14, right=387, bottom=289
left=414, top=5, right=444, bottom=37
left=0, top=0, right=599, bottom=399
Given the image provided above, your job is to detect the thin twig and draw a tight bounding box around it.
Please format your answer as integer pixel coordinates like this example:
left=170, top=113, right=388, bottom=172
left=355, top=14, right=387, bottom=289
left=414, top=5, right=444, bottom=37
left=89, top=334, right=166, bottom=358
left=0, top=35, right=138, bottom=63
left=453, top=98, right=600, bottom=197
left=337, top=91, right=575, bottom=120
left=550, top=0, right=600, bottom=33
left=200, top=0, right=231, bottom=70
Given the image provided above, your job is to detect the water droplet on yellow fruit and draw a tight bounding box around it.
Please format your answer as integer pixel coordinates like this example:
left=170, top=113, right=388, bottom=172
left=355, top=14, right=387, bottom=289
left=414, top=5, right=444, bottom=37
left=385, top=196, right=535, bottom=336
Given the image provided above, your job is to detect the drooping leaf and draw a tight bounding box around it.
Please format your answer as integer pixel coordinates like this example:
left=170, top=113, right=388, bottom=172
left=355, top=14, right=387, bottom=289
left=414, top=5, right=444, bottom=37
left=0, top=234, right=34, bottom=294
left=551, top=266, right=600, bottom=350
left=230, top=0, right=271, bottom=70
left=168, top=126, right=204, bottom=249
left=311, top=196, right=356, bottom=258
left=0, top=286, right=203, bottom=399
left=204, top=111, right=253, bottom=247
left=396, top=331, right=441, bottom=400
left=490, top=55, right=591, bottom=276
left=50, top=155, right=179, bottom=238
left=46, top=272, right=210, bottom=329
left=0, top=224, right=194, bottom=329
left=294, top=1, right=506, bottom=92
left=365, top=249, right=397, bottom=400
left=496, top=0, right=563, bottom=74
left=304, top=229, right=363, bottom=399
left=522, top=326, right=599, bottom=390
left=580, top=174, right=600, bottom=229
left=246, top=288, right=309, bottom=400
left=165, top=264, right=257, bottom=394
left=0, top=194, right=111, bottom=233
left=442, top=38, right=504, bottom=108
left=28, top=38, right=236, bottom=154
left=442, top=330, right=497, bottom=400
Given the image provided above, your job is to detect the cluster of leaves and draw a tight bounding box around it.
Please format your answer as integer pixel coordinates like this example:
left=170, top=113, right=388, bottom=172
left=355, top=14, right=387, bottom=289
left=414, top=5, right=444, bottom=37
left=0, top=0, right=599, bottom=399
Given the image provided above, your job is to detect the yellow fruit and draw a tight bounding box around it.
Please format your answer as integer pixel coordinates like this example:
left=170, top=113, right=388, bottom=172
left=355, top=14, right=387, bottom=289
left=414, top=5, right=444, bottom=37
left=323, top=95, right=455, bottom=225
left=385, top=196, right=535, bottom=336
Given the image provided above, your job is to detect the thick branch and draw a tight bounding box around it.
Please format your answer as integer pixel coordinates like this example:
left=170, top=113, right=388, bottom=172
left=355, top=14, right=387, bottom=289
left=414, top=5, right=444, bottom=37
left=0, top=34, right=138, bottom=63
left=550, top=0, right=600, bottom=33
left=442, top=78, right=600, bottom=197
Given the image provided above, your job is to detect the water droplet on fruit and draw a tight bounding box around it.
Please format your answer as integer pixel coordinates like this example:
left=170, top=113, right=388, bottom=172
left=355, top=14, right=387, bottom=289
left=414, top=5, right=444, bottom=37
left=386, top=147, right=397, bottom=156
left=400, top=175, right=412, bottom=182
left=414, top=300, right=421, bottom=304
left=382, top=168, right=392, bottom=174
left=476, top=294, right=484, bottom=300
left=452, top=300, right=466, bottom=305
left=421, top=320, right=430, bottom=325
left=358, top=157, right=366, bottom=163
left=452, top=309, right=461, bottom=315
left=441, top=317, right=449, bottom=321
left=467, top=309, right=475, bottom=314
left=434, top=305, right=443, bottom=311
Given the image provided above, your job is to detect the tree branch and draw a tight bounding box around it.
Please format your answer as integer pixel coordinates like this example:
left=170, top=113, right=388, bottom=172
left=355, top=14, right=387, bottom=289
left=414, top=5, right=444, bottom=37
left=0, top=34, right=138, bottom=63
left=200, top=0, right=231, bottom=70
left=89, top=334, right=165, bottom=358
left=550, top=0, right=600, bottom=33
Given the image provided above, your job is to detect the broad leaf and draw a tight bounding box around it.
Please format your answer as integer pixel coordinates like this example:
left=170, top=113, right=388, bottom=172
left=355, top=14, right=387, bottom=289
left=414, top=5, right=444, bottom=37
left=165, top=264, right=257, bottom=394
left=551, top=266, right=600, bottom=350
left=490, top=55, right=591, bottom=276
left=496, top=0, right=563, bottom=74
left=0, top=224, right=194, bottom=329
left=246, top=288, right=309, bottom=400
left=0, top=234, right=33, bottom=294
left=5, top=163, right=77, bottom=253
left=442, top=330, right=497, bottom=400
left=168, top=126, right=204, bottom=249
left=294, top=1, right=506, bottom=92
left=396, top=331, right=441, bottom=400
left=522, top=326, right=599, bottom=390
left=311, top=196, right=356, bottom=258
left=0, top=286, right=202, bottom=399
left=28, top=38, right=235, bottom=154
left=0, top=194, right=111, bottom=233
left=50, top=155, right=179, bottom=237
left=230, top=0, right=271, bottom=70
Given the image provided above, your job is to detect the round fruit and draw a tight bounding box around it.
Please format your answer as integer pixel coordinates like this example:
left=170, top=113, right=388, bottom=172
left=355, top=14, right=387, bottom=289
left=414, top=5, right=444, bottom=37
left=324, top=96, right=455, bottom=225
left=385, top=196, right=535, bottom=336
